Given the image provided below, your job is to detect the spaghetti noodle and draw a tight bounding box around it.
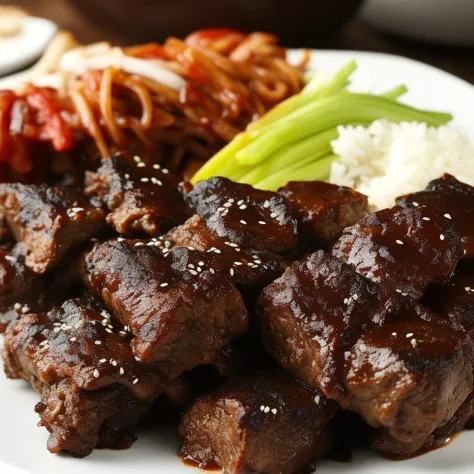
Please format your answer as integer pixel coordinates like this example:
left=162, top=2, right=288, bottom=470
left=0, top=29, right=309, bottom=183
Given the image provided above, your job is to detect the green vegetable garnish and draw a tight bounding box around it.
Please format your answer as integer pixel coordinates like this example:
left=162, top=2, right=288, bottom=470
left=191, top=61, right=453, bottom=189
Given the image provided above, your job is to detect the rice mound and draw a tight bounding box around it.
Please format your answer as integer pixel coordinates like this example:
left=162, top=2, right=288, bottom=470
left=329, top=120, right=474, bottom=209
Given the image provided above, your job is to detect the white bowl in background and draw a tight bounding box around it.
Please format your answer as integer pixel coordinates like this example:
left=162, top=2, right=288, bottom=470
left=0, top=17, right=57, bottom=76
left=360, top=0, right=474, bottom=46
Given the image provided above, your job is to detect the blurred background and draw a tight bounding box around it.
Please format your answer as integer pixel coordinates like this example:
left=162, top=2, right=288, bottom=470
left=1, top=0, right=473, bottom=83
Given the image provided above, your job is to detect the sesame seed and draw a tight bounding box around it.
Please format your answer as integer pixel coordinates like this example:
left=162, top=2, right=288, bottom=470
left=111, top=360, right=117, bottom=366
left=223, top=202, right=232, bottom=208
left=124, top=173, right=130, bottom=179
left=258, top=221, right=266, bottom=225
left=411, top=339, right=418, bottom=348
left=406, top=333, right=414, bottom=338
left=105, top=328, right=113, bottom=334
left=444, top=214, right=452, bottom=219
left=270, top=212, right=277, bottom=218
left=466, top=287, right=471, bottom=292
left=160, top=283, right=169, bottom=287
left=135, top=356, right=141, bottom=362
left=240, top=220, right=247, bottom=225
left=230, top=268, right=234, bottom=276
left=189, top=270, right=198, bottom=276
left=99, top=359, right=106, bottom=363
left=13, top=303, right=22, bottom=310
left=69, top=337, right=77, bottom=342
left=392, top=332, right=397, bottom=336
left=53, top=327, right=61, bottom=333
left=120, top=367, right=125, bottom=375
left=95, top=340, right=102, bottom=345
left=422, top=217, right=431, bottom=221
left=117, top=237, right=125, bottom=242
left=228, top=243, right=238, bottom=248
left=264, top=406, right=270, bottom=413
left=198, top=261, right=204, bottom=266
left=440, top=234, right=445, bottom=241
left=133, top=378, right=139, bottom=384
left=135, top=242, right=145, bottom=247
left=271, top=408, right=277, bottom=415
left=71, top=207, right=84, bottom=212
left=228, top=198, right=234, bottom=203
left=314, top=395, right=320, bottom=404
left=162, top=168, right=169, bottom=174
left=396, top=240, right=404, bottom=245
left=239, top=205, right=247, bottom=210
left=353, top=293, right=358, bottom=301
left=137, top=162, right=146, bottom=168
left=153, top=164, right=161, bottom=169
left=140, top=177, right=149, bottom=183
left=263, top=201, right=270, bottom=208
left=234, top=261, right=243, bottom=266
left=412, top=202, right=419, bottom=207
left=260, top=405, right=265, bottom=411
left=93, top=369, right=100, bottom=378
left=214, top=249, right=221, bottom=254
left=39, top=340, right=48, bottom=346
left=210, top=268, right=215, bottom=274
left=237, top=200, right=244, bottom=205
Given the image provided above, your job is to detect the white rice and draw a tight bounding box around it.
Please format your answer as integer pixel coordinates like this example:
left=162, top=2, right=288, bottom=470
left=329, top=120, right=474, bottom=209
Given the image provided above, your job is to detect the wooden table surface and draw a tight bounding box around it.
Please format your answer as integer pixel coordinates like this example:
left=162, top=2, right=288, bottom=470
left=4, top=0, right=474, bottom=84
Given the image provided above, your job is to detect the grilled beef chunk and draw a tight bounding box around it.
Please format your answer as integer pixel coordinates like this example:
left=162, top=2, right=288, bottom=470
left=168, top=177, right=298, bottom=292
left=279, top=181, right=369, bottom=249
left=0, top=183, right=104, bottom=274
left=179, top=369, right=338, bottom=474
left=259, top=251, right=473, bottom=447
left=424, top=271, right=474, bottom=340
left=168, top=215, right=286, bottom=292
left=397, top=174, right=474, bottom=259
left=2, top=297, right=166, bottom=457
left=372, top=394, right=474, bottom=458
left=332, top=206, right=461, bottom=299
left=82, top=239, right=248, bottom=374
left=0, top=246, right=47, bottom=332
left=346, top=320, right=473, bottom=444
left=84, top=152, right=188, bottom=236
left=185, top=177, right=298, bottom=254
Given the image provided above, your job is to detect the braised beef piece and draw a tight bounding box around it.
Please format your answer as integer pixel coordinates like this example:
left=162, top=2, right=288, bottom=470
left=332, top=206, right=461, bottom=299
left=82, top=239, right=248, bottom=375
left=397, top=174, right=474, bottom=259
left=372, top=394, right=474, bottom=459
left=84, top=152, right=189, bottom=236
left=2, top=297, right=166, bottom=457
left=167, top=177, right=298, bottom=292
left=168, top=215, right=286, bottom=292
left=279, top=181, right=369, bottom=249
left=424, top=271, right=474, bottom=340
left=0, top=246, right=47, bottom=332
left=179, top=368, right=338, bottom=474
left=0, top=183, right=104, bottom=274
left=185, top=177, right=298, bottom=254
left=259, top=251, right=473, bottom=449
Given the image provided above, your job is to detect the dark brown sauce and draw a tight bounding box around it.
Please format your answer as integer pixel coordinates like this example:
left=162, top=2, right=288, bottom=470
left=383, top=433, right=461, bottom=461
left=182, top=455, right=221, bottom=472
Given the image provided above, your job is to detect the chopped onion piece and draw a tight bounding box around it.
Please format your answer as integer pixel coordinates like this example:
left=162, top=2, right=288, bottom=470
left=59, top=46, right=186, bottom=90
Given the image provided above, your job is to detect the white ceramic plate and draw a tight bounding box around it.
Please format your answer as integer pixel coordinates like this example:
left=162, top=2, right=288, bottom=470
left=0, top=17, right=57, bottom=76
left=1, top=50, right=474, bottom=474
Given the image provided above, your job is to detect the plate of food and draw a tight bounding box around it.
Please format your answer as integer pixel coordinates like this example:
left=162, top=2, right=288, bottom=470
left=0, top=28, right=474, bottom=474
left=0, top=7, right=57, bottom=76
